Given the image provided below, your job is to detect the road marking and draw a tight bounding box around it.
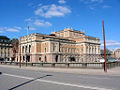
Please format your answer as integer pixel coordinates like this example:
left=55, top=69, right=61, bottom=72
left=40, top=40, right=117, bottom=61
left=78, top=76, right=109, bottom=80
left=3, top=73, right=112, bottom=90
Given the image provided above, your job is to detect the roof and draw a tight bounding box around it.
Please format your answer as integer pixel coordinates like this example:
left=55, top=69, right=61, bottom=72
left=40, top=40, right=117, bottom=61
left=86, top=36, right=100, bottom=40
left=115, top=49, right=120, bottom=52
left=0, top=36, right=10, bottom=40
left=53, top=29, right=85, bottom=34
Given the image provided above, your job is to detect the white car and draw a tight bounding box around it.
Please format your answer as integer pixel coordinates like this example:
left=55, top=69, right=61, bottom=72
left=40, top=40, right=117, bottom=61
left=98, top=58, right=105, bottom=62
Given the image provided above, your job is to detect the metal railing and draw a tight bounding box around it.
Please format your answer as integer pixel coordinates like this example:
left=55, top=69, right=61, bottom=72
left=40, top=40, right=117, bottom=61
left=0, top=61, right=120, bottom=69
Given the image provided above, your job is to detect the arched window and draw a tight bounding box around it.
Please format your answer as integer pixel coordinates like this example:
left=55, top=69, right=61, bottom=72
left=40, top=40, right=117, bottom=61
left=25, top=46, right=27, bottom=53
left=45, top=47, right=47, bottom=53
left=89, top=47, right=91, bottom=54
left=39, top=57, right=41, bottom=61
left=29, top=45, right=31, bottom=53
left=45, top=55, right=47, bottom=62
left=55, top=55, right=58, bottom=62
left=22, top=46, right=24, bottom=53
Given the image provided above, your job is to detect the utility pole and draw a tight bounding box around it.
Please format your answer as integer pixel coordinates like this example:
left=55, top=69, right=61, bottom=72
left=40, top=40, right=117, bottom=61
left=103, top=20, right=107, bottom=72
left=26, top=26, right=29, bottom=66
left=19, top=38, right=21, bottom=68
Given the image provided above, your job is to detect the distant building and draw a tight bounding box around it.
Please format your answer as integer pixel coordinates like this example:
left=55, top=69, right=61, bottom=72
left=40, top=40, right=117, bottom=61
left=0, top=36, right=12, bottom=61
left=114, top=49, right=120, bottom=59
left=17, top=28, right=100, bottom=63
left=100, top=49, right=113, bottom=58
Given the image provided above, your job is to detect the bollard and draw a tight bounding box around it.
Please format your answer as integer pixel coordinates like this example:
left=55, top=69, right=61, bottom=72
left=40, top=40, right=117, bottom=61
left=82, top=63, right=87, bottom=68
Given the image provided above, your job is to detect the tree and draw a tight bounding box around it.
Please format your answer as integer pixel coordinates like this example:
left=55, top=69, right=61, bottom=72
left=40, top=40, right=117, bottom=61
left=11, top=38, right=19, bottom=61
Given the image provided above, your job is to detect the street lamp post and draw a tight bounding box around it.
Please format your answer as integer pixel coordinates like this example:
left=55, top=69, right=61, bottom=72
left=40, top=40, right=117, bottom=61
left=26, top=26, right=29, bottom=67
left=19, top=38, right=21, bottom=68
left=103, top=20, right=107, bottom=72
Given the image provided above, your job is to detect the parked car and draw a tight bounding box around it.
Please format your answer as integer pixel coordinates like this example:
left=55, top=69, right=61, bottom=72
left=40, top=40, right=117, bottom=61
left=97, top=58, right=105, bottom=62
left=97, top=57, right=118, bottom=62
left=0, top=58, right=4, bottom=62
left=107, top=57, right=118, bottom=62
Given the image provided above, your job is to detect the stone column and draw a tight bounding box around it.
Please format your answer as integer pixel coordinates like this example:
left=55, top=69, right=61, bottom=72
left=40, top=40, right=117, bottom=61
left=90, top=46, right=92, bottom=54
left=88, top=45, right=89, bottom=54
left=93, top=46, right=95, bottom=54
left=83, top=44, right=86, bottom=54
left=96, top=46, right=98, bottom=54
left=58, top=55, right=61, bottom=62
left=98, top=46, right=100, bottom=54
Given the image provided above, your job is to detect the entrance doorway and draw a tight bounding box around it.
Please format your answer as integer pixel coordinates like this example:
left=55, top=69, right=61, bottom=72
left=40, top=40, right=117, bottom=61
left=55, top=55, right=58, bottom=62
left=26, top=55, right=30, bottom=62
left=70, top=57, right=75, bottom=62
left=45, top=56, right=47, bottom=62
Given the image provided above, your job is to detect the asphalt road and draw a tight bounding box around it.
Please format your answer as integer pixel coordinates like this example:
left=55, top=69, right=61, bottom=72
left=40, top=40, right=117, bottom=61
left=0, top=66, right=120, bottom=90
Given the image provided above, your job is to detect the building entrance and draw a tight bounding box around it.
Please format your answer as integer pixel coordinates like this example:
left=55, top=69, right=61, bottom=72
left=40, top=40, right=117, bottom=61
left=55, top=55, right=58, bottom=62
left=70, top=57, right=75, bottom=62
left=26, top=55, right=30, bottom=62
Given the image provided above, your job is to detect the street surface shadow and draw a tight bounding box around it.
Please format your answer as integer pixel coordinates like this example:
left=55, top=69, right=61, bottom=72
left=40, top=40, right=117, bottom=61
left=0, top=72, right=2, bottom=75
left=9, top=74, right=53, bottom=90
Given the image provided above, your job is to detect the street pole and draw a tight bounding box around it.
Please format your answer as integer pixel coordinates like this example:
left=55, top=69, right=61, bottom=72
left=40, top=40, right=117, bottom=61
left=19, top=38, right=21, bottom=68
left=26, top=26, right=29, bottom=67
left=103, top=20, right=107, bottom=72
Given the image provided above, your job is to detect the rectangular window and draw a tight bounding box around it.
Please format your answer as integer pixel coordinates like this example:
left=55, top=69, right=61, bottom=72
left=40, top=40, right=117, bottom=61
left=71, top=48, right=73, bottom=53
left=45, top=47, right=47, bottom=53
left=68, top=48, right=70, bottom=53
left=5, top=48, right=6, bottom=57
left=8, top=48, right=10, bottom=56
left=53, top=44, right=56, bottom=52
left=81, top=48, right=83, bottom=54
left=77, top=48, right=79, bottom=53
left=75, top=48, right=76, bottom=53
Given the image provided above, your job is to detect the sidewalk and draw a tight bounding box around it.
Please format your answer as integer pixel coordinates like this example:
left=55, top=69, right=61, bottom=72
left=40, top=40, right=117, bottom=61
left=0, top=64, right=120, bottom=76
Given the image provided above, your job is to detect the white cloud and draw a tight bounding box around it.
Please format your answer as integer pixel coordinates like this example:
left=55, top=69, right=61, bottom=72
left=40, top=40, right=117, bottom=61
left=102, top=5, right=112, bottom=9
left=58, top=0, right=66, bottom=4
left=89, top=6, right=95, bottom=10
left=101, top=40, right=120, bottom=47
left=90, top=0, right=103, bottom=3
left=0, top=26, right=22, bottom=33
left=7, top=28, right=20, bottom=32
left=25, top=17, right=52, bottom=27
left=25, top=18, right=32, bottom=22
left=14, top=26, right=22, bottom=30
left=28, top=3, right=42, bottom=8
left=0, top=29, right=3, bottom=33
left=35, top=4, right=71, bottom=18
left=81, top=0, right=103, bottom=10
left=0, top=31, right=3, bottom=33
left=34, top=19, right=52, bottom=26
left=0, top=27, right=4, bottom=33
left=81, top=0, right=103, bottom=3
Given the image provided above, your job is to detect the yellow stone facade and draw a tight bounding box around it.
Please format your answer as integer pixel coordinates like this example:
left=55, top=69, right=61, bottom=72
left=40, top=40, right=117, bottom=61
left=17, top=28, right=100, bottom=63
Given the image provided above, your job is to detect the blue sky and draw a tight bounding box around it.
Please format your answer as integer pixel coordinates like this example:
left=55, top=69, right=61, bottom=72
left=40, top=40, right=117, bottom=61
left=0, top=0, right=120, bottom=49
